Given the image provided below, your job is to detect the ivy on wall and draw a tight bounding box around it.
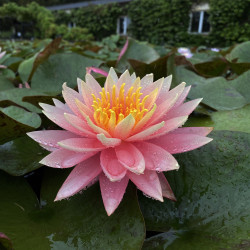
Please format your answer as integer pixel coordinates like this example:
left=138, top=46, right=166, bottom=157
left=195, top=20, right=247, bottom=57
left=209, top=0, right=250, bottom=46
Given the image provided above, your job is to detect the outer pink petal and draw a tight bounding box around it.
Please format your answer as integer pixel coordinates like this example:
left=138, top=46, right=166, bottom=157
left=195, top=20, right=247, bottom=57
left=172, top=85, right=191, bottom=108
left=127, top=170, right=163, bottom=202
left=141, top=77, right=164, bottom=99
left=170, top=127, right=213, bottom=136
left=39, top=103, right=65, bottom=114
left=117, top=70, right=131, bottom=91
left=62, top=83, right=88, bottom=118
left=100, top=148, right=127, bottom=181
left=150, top=134, right=213, bottom=154
left=97, top=133, right=121, bottom=147
left=126, top=121, right=165, bottom=142
left=158, top=173, right=176, bottom=201
left=52, top=98, right=71, bottom=112
left=135, top=142, right=179, bottom=171
left=78, top=77, right=97, bottom=107
left=141, top=74, right=153, bottom=91
left=64, top=113, right=96, bottom=138
left=154, top=75, right=172, bottom=105
left=164, top=98, right=202, bottom=120
left=55, top=155, right=102, bottom=200
left=104, top=72, right=116, bottom=94
left=143, top=116, right=188, bottom=140
left=115, top=142, right=145, bottom=174
left=27, top=130, right=76, bottom=148
left=42, top=111, right=88, bottom=136
left=85, top=73, right=103, bottom=96
left=149, top=82, right=186, bottom=126
left=58, top=138, right=105, bottom=152
left=99, top=173, right=129, bottom=216
left=40, top=148, right=97, bottom=168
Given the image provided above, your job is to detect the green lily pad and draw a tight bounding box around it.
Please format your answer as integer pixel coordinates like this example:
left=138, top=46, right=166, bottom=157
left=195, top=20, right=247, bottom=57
left=0, top=76, right=14, bottom=91
left=231, top=70, right=250, bottom=103
left=31, top=53, right=102, bottom=94
left=18, top=54, right=37, bottom=83
left=227, top=41, right=250, bottom=63
left=188, top=77, right=247, bottom=110
left=139, top=131, right=250, bottom=248
left=0, top=136, right=47, bottom=176
left=0, top=106, right=41, bottom=144
left=0, top=88, right=44, bottom=113
left=0, top=168, right=145, bottom=249
left=117, top=38, right=159, bottom=72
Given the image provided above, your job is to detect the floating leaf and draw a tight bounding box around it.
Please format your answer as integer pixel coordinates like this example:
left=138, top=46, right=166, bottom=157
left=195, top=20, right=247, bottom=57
left=0, top=136, right=47, bottom=176
left=31, top=53, right=102, bottom=94
left=0, top=106, right=41, bottom=144
left=140, top=131, right=250, bottom=248
left=0, top=169, right=145, bottom=249
left=227, top=41, right=250, bottom=63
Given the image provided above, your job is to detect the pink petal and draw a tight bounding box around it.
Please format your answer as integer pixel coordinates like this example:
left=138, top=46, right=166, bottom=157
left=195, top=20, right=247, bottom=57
left=52, top=98, right=71, bottom=112
left=135, top=142, right=179, bottom=171
left=141, top=77, right=164, bottom=99
left=97, top=133, right=121, bottom=147
left=150, top=134, right=213, bottom=154
left=86, top=67, right=108, bottom=77
left=64, top=113, right=96, bottom=138
left=85, top=73, right=103, bottom=95
left=27, top=130, right=76, bottom=148
left=172, top=85, right=191, bottom=108
left=158, top=173, right=176, bottom=201
left=126, top=121, right=165, bottom=142
left=117, top=38, right=129, bottom=63
left=141, top=74, right=154, bottom=91
left=40, top=148, right=97, bottom=168
left=144, top=116, right=188, bottom=140
left=127, top=170, right=163, bottom=202
left=39, top=103, right=65, bottom=114
left=55, top=155, right=102, bottom=200
left=117, top=70, right=131, bottom=91
left=42, top=111, right=88, bottom=136
left=99, top=173, right=129, bottom=216
left=114, top=114, right=135, bottom=139
left=100, top=148, right=127, bottom=181
left=164, top=98, right=202, bottom=120
left=62, top=83, right=88, bottom=118
left=149, top=82, right=186, bottom=125
left=77, top=78, right=96, bottom=107
left=170, top=127, right=213, bottom=136
left=58, top=138, right=105, bottom=152
left=0, top=65, right=7, bottom=69
left=115, top=142, right=145, bottom=174
left=154, top=75, right=172, bottom=105
left=105, top=72, right=116, bottom=94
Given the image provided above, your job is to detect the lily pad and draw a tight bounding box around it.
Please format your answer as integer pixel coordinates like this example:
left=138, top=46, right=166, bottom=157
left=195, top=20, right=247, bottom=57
left=0, top=106, right=41, bottom=144
left=0, top=136, right=47, bottom=176
left=188, top=77, right=247, bottom=110
left=117, top=38, right=159, bottom=72
left=31, top=53, right=102, bottom=94
left=0, top=88, right=44, bottom=113
left=0, top=169, right=145, bottom=249
left=139, top=131, right=250, bottom=248
left=227, top=41, right=250, bottom=63
left=0, top=76, right=14, bottom=91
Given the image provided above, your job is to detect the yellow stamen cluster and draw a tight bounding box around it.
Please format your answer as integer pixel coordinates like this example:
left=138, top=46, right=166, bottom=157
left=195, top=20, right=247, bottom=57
left=91, top=82, right=149, bottom=130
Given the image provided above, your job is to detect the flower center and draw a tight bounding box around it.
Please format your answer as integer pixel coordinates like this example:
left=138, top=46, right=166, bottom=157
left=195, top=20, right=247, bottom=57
left=91, top=83, right=149, bottom=130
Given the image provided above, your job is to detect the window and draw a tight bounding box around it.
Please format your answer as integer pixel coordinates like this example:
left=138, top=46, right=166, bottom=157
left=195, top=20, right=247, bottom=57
left=117, top=16, right=130, bottom=35
left=189, top=3, right=210, bottom=34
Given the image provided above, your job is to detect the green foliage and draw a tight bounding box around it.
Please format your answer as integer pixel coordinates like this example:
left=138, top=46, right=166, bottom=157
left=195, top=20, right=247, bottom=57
left=127, top=0, right=192, bottom=45
left=0, top=2, right=93, bottom=42
left=209, top=0, right=250, bottom=46
left=72, top=3, right=122, bottom=41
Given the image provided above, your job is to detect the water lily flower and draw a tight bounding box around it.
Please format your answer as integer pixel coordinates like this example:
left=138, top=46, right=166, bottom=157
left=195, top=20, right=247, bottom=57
left=28, top=68, right=213, bottom=216
left=211, top=48, right=220, bottom=52
left=0, top=47, right=7, bottom=69
left=177, top=47, right=193, bottom=58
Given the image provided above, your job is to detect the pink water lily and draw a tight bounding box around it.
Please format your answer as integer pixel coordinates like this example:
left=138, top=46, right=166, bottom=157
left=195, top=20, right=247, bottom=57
left=28, top=68, right=213, bottom=216
left=0, top=47, right=7, bottom=69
